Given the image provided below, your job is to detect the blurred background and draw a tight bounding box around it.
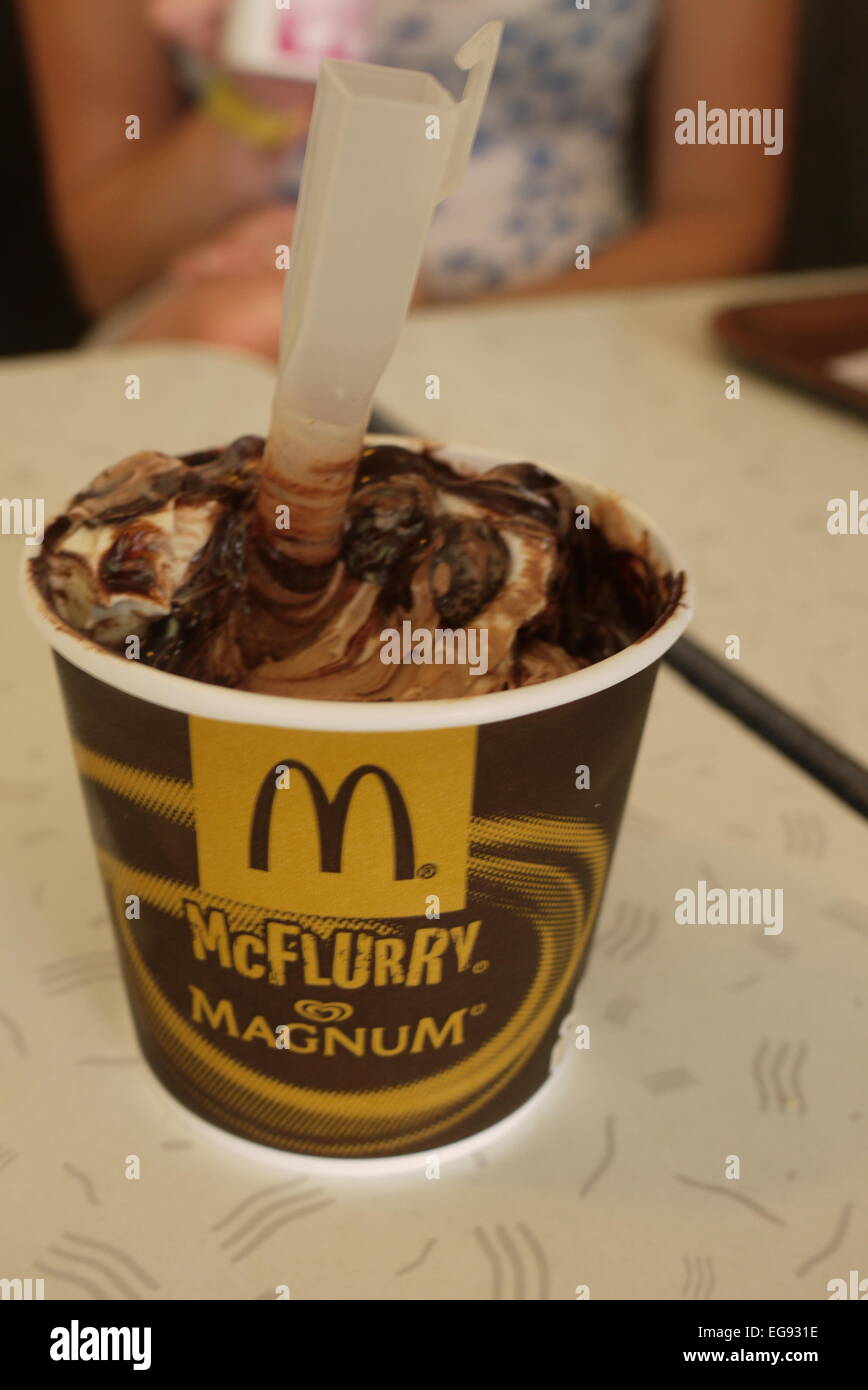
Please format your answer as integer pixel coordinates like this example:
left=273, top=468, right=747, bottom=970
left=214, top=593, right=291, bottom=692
left=2, top=0, right=866, bottom=361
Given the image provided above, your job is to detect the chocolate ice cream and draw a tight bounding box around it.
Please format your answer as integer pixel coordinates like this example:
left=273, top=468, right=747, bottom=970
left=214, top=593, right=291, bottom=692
left=34, top=436, right=683, bottom=701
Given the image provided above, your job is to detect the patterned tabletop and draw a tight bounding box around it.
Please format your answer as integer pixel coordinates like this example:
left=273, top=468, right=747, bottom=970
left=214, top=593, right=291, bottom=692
left=1, top=344, right=864, bottom=1300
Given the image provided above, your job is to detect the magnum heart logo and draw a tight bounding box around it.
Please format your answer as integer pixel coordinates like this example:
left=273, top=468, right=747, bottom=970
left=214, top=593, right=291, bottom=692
left=189, top=719, right=477, bottom=918
left=294, top=1000, right=354, bottom=1023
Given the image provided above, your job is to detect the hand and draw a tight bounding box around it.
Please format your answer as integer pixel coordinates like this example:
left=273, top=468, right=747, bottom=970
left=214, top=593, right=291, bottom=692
left=171, top=203, right=296, bottom=283
left=125, top=270, right=285, bottom=360
left=410, top=273, right=431, bottom=310
left=147, top=0, right=317, bottom=117
left=147, top=0, right=230, bottom=60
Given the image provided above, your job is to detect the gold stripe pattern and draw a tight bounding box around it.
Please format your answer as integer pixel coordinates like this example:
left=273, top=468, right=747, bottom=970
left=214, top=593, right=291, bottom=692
left=97, top=815, right=609, bottom=1157
left=73, top=739, right=195, bottom=827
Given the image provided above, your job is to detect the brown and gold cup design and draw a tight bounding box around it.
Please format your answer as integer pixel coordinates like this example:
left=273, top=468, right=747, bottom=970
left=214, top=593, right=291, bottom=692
left=54, top=653, right=659, bottom=1159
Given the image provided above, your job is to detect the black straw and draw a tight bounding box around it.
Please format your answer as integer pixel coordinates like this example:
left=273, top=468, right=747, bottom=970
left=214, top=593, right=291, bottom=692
left=666, top=637, right=868, bottom=821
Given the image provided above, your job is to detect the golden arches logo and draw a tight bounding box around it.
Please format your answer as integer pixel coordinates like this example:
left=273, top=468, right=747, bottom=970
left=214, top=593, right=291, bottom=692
left=249, top=760, right=415, bottom=879
left=190, top=719, right=475, bottom=918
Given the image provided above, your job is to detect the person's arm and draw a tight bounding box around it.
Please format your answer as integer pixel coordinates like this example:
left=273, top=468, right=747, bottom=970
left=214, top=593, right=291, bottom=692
left=18, top=0, right=286, bottom=314
left=450, top=0, right=801, bottom=305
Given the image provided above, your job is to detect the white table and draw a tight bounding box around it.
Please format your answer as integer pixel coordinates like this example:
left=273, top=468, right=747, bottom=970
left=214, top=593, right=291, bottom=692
left=1, top=345, right=865, bottom=1301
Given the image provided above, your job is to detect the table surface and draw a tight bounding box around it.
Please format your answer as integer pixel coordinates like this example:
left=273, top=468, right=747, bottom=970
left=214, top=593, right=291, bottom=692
left=0, top=320, right=865, bottom=1301
left=379, top=266, right=868, bottom=765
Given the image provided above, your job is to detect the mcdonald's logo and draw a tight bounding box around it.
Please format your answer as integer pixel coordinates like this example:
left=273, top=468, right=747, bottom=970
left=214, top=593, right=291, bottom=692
left=190, top=719, right=476, bottom=919
left=248, top=761, right=415, bottom=879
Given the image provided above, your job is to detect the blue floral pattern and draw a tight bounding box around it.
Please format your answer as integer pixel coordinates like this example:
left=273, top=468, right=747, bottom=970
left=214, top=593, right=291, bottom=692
left=275, top=1, right=659, bottom=298
left=368, top=0, right=660, bottom=296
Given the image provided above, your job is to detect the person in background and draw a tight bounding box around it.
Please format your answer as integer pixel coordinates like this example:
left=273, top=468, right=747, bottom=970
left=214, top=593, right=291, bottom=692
left=19, top=0, right=800, bottom=360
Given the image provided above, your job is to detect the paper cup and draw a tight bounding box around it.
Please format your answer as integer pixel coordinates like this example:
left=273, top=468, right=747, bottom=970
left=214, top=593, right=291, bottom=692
left=23, top=437, right=691, bottom=1167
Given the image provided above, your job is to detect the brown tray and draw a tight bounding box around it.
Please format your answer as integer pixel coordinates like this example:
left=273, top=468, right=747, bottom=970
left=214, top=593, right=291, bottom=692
left=713, top=289, right=868, bottom=422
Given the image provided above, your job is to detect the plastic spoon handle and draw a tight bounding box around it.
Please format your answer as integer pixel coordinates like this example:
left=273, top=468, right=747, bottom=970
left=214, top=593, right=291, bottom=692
left=262, top=23, right=502, bottom=569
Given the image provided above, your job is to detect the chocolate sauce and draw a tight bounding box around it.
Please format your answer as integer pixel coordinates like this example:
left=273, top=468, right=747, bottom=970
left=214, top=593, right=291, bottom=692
left=427, top=517, right=510, bottom=627
left=99, top=523, right=162, bottom=597
left=352, top=445, right=678, bottom=652
left=36, top=438, right=684, bottom=694
left=356, top=447, right=567, bottom=531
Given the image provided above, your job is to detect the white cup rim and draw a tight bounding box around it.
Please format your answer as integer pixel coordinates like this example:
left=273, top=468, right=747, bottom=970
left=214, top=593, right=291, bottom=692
left=22, top=435, right=693, bottom=732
